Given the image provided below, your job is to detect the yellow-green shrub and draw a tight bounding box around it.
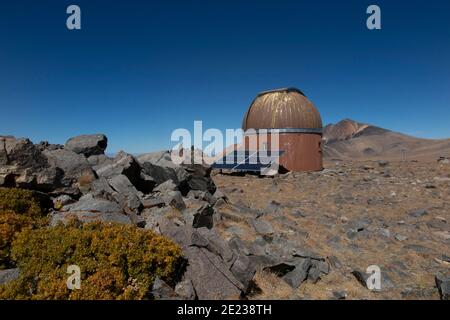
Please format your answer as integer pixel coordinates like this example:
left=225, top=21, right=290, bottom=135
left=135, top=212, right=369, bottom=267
left=0, top=221, right=183, bottom=300
left=0, top=188, right=48, bottom=269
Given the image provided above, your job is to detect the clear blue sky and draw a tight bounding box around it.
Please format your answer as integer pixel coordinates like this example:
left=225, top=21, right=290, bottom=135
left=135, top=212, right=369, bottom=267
left=1, top=0, right=449, bottom=153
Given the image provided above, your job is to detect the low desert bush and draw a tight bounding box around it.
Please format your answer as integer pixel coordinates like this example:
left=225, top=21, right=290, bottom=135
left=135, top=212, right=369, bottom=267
left=0, top=220, right=183, bottom=300
left=0, top=188, right=48, bottom=269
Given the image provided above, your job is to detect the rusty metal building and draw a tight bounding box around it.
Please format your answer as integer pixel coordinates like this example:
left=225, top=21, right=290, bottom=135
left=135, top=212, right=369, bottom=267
left=242, top=88, right=323, bottom=172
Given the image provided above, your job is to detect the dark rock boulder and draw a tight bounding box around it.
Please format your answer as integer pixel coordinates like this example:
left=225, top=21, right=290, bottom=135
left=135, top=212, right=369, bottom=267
left=283, top=258, right=312, bottom=288
left=140, top=161, right=179, bottom=187
left=65, top=134, right=107, bottom=157
left=0, top=136, right=62, bottom=191
left=193, top=227, right=234, bottom=264
left=61, top=193, right=123, bottom=214
left=95, top=151, right=153, bottom=194
left=43, top=148, right=94, bottom=187
left=182, top=164, right=216, bottom=194
left=182, top=246, right=243, bottom=300
left=137, top=151, right=188, bottom=185
left=192, top=204, right=215, bottom=229
left=106, top=174, right=143, bottom=213
left=435, top=273, right=450, bottom=300
left=230, top=254, right=256, bottom=291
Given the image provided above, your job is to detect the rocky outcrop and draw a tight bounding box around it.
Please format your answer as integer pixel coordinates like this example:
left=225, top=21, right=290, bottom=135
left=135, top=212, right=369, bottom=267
left=0, top=133, right=337, bottom=300
left=65, top=134, right=108, bottom=157
left=0, top=136, right=62, bottom=191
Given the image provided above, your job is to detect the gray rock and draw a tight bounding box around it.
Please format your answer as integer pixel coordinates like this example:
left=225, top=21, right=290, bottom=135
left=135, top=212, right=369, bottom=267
left=43, top=148, right=93, bottom=187
left=229, top=236, right=251, bottom=256
left=174, top=279, right=196, bottom=300
left=283, top=258, right=312, bottom=288
left=0, top=268, right=20, bottom=285
left=154, top=179, right=178, bottom=193
left=328, top=256, right=342, bottom=269
left=191, top=229, right=210, bottom=247
left=183, top=164, right=216, bottom=194
left=0, top=137, right=61, bottom=192
left=138, top=151, right=190, bottom=185
left=95, top=151, right=152, bottom=193
left=155, top=216, right=191, bottom=247
left=250, top=218, right=274, bottom=236
left=351, top=269, right=370, bottom=289
left=435, top=273, right=450, bottom=300
left=395, top=234, right=408, bottom=241
left=65, top=134, right=107, bottom=157
left=195, top=227, right=234, bottom=263
left=183, top=246, right=243, bottom=300
left=151, top=277, right=180, bottom=300
left=332, top=290, right=347, bottom=300
left=378, top=160, right=389, bottom=167
left=313, top=260, right=330, bottom=275
left=265, top=200, right=282, bottom=215
left=380, top=228, right=391, bottom=238
left=50, top=211, right=132, bottom=226
left=63, top=193, right=123, bottom=213
left=191, top=204, right=215, bottom=229
left=348, top=217, right=372, bottom=231
left=290, top=210, right=308, bottom=218
left=214, top=198, right=227, bottom=209
left=307, top=266, right=323, bottom=283
left=140, top=161, right=179, bottom=186
left=187, top=190, right=216, bottom=205
left=408, top=209, right=428, bottom=218
left=107, top=175, right=143, bottom=212
left=427, top=218, right=448, bottom=231
left=163, top=191, right=186, bottom=211
left=213, top=189, right=227, bottom=202
left=90, top=176, right=140, bottom=214
left=87, top=154, right=112, bottom=167
left=230, top=254, right=256, bottom=291
left=403, top=244, right=435, bottom=254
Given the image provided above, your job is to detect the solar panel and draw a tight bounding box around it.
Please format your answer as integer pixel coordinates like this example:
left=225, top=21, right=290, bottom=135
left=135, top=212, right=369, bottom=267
left=211, top=150, right=285, bottom=172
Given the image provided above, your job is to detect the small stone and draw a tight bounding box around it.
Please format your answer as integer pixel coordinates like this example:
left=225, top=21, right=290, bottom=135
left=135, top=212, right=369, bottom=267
left=378, top=160, right=389, bottom=167
left=408, top=209, right=428, bottom=218
left=380, top=228, right=391, bottom=238
left=351, top=269, right=370, bottom=289
left=395, top=234, right=408, bottom=241
left=332, top=290, right=348, bottom=300
left=250, top=218, right=274, bottom=236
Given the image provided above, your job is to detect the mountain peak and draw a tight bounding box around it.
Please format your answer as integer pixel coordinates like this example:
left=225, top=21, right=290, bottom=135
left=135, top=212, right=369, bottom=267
left=323, top=119, right=370, bottom=143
